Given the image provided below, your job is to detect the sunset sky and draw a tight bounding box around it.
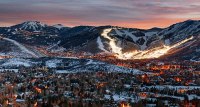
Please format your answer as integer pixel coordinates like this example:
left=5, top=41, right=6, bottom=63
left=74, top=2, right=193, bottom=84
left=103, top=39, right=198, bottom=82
left=0, top=0, right=200, bottom=29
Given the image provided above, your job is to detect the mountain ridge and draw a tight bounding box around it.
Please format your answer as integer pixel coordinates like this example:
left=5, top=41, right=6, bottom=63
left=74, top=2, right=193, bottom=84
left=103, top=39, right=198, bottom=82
left=0, top=20, right=199, bottom=61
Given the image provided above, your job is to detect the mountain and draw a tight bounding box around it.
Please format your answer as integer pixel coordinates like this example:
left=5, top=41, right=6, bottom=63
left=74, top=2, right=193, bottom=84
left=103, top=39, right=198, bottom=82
left=52, top=24, right=67, bottom=30
left=58, top=26, right=162, bottom=53
left=59, top=20, right=199, bottom=61
left=11, top=21, right=48, bottom=32
left=0, top=20, right=199, bottom=62
left=0, top=21, right=69, bottom=46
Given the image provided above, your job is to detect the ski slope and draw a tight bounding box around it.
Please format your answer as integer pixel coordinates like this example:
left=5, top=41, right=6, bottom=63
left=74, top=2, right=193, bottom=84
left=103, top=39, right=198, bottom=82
left=3, top=38, right=38, bottom=58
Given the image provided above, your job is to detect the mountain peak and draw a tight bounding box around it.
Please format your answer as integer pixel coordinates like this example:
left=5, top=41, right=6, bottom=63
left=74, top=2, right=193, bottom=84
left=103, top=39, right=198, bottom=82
left=13, top=21, right=48, bottom=31
left=21, top=21, right=47, bottom=27
left=52, top=24, right=65, bottom=29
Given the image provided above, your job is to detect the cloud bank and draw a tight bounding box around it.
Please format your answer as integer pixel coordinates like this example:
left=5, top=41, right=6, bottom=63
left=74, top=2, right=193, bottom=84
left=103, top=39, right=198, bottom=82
left=0, top=0, right=200, bottom=28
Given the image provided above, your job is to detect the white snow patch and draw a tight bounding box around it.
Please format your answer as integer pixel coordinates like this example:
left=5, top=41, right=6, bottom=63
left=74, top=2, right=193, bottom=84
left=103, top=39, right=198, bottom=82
left=45, top=59, right=62, bottom=68
left=142, top=85, right=200, bottom=90
left=1, top=58, right=33, bottom=67
left=165, top=39, right=170, bottom=45
left=0, top=69, right=19, bottom=72
left=56, top=70, right=71, bottom=73
left=53, top=24, right=65, bottom=29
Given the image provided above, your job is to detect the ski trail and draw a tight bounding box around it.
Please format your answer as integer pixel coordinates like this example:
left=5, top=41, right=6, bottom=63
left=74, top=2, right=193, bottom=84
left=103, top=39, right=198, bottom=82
left=97, top=36, right=109, bottom=52
left=3, top=38, right=38, bottom=58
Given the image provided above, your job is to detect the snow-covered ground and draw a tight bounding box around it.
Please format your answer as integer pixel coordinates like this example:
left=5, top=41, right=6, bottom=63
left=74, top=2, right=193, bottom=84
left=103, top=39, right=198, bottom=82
left=104, top=94, right=139, bottom=103
left=0, top=69, right=18, bottom=72
left=0, top=57, right=143, bottom=74
left=142, top=92, right=200, bottom=101
left=56, top=70, right=75, bottom=73
left=0, top=58, right=34, bottom=67
left=142, top=85, right=200, bottom=90
left=46, top=59, right=63, bottom=68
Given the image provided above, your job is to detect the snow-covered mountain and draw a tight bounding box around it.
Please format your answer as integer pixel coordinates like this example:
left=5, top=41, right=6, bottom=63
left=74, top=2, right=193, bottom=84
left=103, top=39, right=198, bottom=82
left=11, top=21, right=48, bottom=32
left=59, top=20, right=199, bottom=61
left=0, top=20, right=199, bottom=61
left=0, top=21, right=70, bottom=46
left=10, top=21, right=69, bottom=32
left=52, top=24, right=66, bottom=30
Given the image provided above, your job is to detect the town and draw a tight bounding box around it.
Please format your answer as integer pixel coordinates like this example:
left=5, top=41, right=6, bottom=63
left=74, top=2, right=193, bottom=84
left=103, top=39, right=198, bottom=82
left=1, top=0, right=200, bottom=107
left=0, top=60, right=199, bottom=107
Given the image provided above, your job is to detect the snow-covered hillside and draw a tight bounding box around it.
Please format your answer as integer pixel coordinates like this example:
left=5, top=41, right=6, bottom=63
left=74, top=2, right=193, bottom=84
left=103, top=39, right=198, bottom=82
left=158, top=20, right=200, bottom=43
left=18, top=21, right=47, bottom=31
left=3, top=37, right=38, bottom=57
left=0, top=37, right=42, bottom=58
left=0, top=20, right=200, bottom=61
left=93, top=21, right=199, bottom=60
left=0, top=57, right=143, bottom=74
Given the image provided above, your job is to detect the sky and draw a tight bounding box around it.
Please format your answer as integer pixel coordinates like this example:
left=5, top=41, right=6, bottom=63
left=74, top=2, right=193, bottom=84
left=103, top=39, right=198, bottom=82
left=0, top=0, right=200, bottom=29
